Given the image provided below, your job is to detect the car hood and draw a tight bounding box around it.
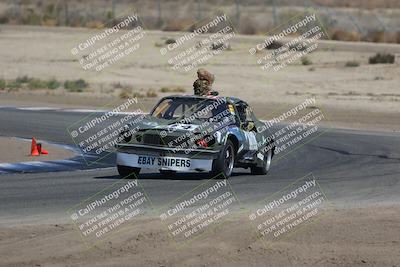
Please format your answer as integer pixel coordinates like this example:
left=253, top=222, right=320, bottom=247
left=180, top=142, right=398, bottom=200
left=136, top=115, right=219, bottom=134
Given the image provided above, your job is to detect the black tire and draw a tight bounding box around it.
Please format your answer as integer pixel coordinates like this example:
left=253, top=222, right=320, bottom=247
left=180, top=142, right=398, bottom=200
left=159, top=170, right=177, bottom=177
left=251, top=149, right=272, bottom=175
left=211, top=140, right=235, bottom=178
left=117, top=165, right=140, bottom=178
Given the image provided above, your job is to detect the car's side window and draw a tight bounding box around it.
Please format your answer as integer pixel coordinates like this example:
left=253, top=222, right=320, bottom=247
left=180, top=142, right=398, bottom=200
left=235, top=103, right=252, bottom=123
left=235, top=103, right=246, bottom=124
left=246, top=106, right=257, bottom=122
left=235, top=102, right=257, bottom=133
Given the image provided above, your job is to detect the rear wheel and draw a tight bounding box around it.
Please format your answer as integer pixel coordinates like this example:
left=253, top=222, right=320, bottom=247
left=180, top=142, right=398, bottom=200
left=117, top=165, right=140, bottom=178
left=251, top=149, right=272, bottom=175
left=211, top=140, right=235, bottom=178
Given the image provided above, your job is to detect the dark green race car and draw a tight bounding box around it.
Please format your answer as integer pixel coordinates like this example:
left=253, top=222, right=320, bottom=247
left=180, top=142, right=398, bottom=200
left=116, top=95, right=275, bottom=178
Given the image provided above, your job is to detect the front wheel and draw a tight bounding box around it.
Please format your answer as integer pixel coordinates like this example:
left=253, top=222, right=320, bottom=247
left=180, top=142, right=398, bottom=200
left=117, top=165, right=140, bottom=178
left=251, top=149, right=272, bottom=175
left=211, top=140, right=235, bottom=178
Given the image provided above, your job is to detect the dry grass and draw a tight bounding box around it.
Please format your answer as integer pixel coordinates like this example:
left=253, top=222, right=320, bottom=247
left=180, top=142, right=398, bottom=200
left=160, top=86, right=186, bottom=93
left=345, top=61, right=360, bottom=67
left=162, top=19, right=195, bottom=32
left=362, top=31, right=400, bottom=43
left=330, top=28, right=362, bottom=42
left=0, top=76, right=62, bottom=91
left=119, top=88, right=132, bottom=99
left=85, top=20, right=104, bottom=29
left=41, top=18, right=57, bottom=27
left=119, top=88, right=158, bottom=99
left=146, top=89, right=158, bottom=98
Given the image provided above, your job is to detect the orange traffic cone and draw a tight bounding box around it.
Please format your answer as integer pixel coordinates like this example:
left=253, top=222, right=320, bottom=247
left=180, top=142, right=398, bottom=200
left=37, top=143, right=49, bottom=155
left=31, top=137, right=39, bottom=156
left=41, top=148, right=49, bottom=155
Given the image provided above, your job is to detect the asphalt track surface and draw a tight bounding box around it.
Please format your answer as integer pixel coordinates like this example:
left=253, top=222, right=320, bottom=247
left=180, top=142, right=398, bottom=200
left=0, top=107, right=399, bottom=224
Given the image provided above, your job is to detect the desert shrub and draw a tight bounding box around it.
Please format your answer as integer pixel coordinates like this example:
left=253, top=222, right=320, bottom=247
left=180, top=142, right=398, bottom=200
left=16, top=76, right=30, bottom=84
left=41, top=18, right=58, bottom=26
left=64, top=79, right=88, bottom=92
left=301, top=57, right=312, bottom=65
left=364, top=31, right=400, bottom=44
left=211, top=42, right=224, bottom=50
left=7, top=81, right=21, bottom=90
left=132, top=92, right=145, bottom=98
left=22, top=10, right=41, bottom=25
left=344, top=91, right=360, bottom=96
left=28, top=78, right=48, bottom=89
left=369, top=53, right=395, bottom=64
left=0, top=79, right=6, bottom=90
left=106, top=10, right=114, bottom=21
left=363, top=31, right=386, bottom=43
left=165, top=38, right=176, bottom=45
left=345, top=61, right=360, bottom=67
left=172, top=86, right=185, bottom=93
left=119, top=89, right=132, bottom=99
left=265, top=40, right=284, bottom=50
left=41, top=11, right=57, bottom=26
left=160, top=87, right=171, bottom=93
left=146, top=89, right=158, bottom=98
left=46, top=79, right=60, bottom=89
left=331, top=29, right=361, bottom=42
left=15, top=76, right=61, bottom=90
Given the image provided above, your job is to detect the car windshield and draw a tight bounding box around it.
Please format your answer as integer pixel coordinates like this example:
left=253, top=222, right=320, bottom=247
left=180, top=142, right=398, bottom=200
left=151, top=97, right=228, bottom=121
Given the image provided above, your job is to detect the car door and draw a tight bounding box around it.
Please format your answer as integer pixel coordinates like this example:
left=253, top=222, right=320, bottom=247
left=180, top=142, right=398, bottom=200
left=234, top=102, right=259, bottom=159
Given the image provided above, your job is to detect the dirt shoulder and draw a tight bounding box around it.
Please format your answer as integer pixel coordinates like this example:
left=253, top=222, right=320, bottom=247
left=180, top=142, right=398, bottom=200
left=0, top=206, right=398, bottom=267
left=0, top=136, right=75, bottom=163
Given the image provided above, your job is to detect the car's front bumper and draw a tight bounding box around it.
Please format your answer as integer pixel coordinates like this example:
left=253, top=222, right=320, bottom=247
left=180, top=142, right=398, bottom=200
left=116, top=143, right=220, bottom=172
left=117, top=152, right=213, bottom=172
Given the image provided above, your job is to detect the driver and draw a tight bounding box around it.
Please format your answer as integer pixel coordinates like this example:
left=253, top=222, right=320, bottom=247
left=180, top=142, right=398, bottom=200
left=193, top=68, right=218, bottom=96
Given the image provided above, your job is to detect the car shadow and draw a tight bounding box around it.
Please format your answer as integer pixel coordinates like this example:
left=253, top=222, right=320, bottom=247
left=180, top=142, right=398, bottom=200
left=94, top=170, right=250, bottom=180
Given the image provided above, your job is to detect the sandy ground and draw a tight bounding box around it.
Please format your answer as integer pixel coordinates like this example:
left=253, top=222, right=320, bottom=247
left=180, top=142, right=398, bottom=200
left=0, top=136, right=75, bottom=163
left=0, top=206, right=399, bottom=267
left=0, top=25, right=399, bottom=132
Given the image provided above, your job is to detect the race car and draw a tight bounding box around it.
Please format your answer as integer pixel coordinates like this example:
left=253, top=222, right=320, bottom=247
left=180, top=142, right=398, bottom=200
left=116, top=95, right=275, bottom=178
